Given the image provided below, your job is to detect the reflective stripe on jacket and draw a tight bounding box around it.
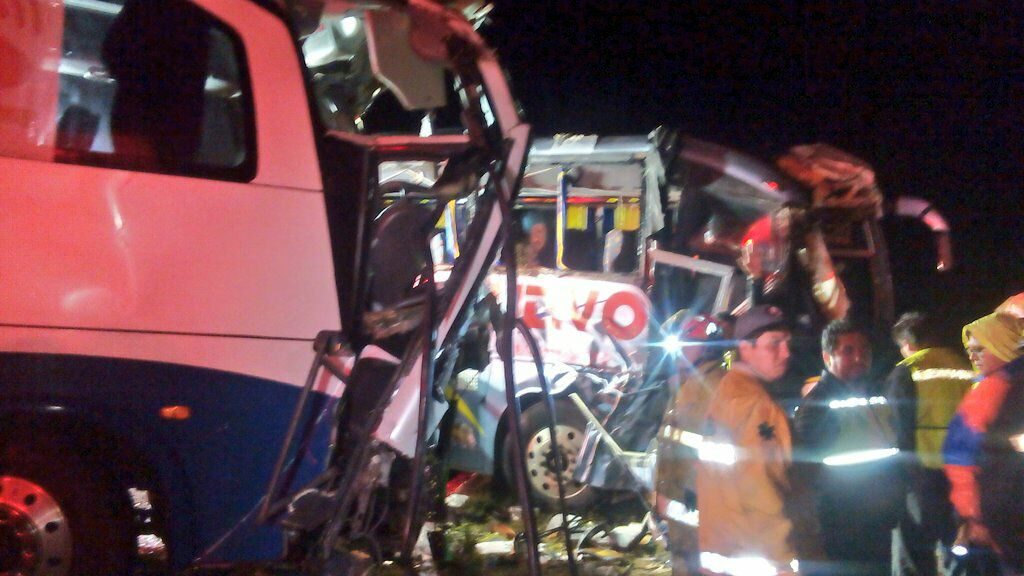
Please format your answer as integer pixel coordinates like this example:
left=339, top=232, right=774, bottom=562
left=797, top=372, right=901, bottom=468
left=819, top=394, right=899, bottom=466
left=899, top=348, right=974, bottom=468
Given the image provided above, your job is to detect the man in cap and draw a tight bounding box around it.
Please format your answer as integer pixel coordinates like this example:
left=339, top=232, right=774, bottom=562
left=695, top=305, right=815, bottom=575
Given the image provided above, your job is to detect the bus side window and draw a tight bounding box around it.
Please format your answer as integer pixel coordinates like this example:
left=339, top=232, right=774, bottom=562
left=47, top=0, right=255, bottom=180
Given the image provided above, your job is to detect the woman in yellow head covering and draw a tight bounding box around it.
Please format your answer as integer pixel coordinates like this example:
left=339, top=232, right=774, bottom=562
left=944, top=312, right=1024, bottom=561
left=963, top=312, right=1024, bottom=376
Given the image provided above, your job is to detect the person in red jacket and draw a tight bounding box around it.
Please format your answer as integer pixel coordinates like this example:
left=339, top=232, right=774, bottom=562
left=943, top=312, right=1024, bottom=572
left=978, top=359, right=1024, bottom=576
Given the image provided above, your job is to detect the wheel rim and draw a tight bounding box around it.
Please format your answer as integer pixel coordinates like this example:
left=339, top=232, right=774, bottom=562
left=523, top=423, right=588, bottom=501
left=0, top=476, right=72, bottom=576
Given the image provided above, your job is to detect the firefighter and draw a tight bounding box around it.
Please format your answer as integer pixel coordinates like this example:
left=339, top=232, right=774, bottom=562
left=885, top=312, right=975, bottom=576
left=694, top=305, right=817, bottom=576
left=795, top=320, right=904, bottom=576
left=655, top=313, right=729, bottom=576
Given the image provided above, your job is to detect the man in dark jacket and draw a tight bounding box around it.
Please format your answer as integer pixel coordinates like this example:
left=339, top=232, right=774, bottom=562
left=795, top=320, right=904, bottom=575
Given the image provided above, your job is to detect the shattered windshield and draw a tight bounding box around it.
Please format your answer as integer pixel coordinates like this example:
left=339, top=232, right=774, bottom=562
left=297, top=6, right=470, bottom=136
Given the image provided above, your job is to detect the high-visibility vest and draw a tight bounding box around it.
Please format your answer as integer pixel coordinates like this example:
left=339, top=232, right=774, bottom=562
left=814, top=388, right=905, bottom=530
left=821, top=394, right=900, bottom=468
left=902, top=348, right=975, bottom=468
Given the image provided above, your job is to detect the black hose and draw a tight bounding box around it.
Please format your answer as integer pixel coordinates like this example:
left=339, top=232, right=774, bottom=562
left=516, top=318, right=580, bottom=575
left=496, top=161, right=543, bottom=576
left=400, top=249, right=439, bottom=569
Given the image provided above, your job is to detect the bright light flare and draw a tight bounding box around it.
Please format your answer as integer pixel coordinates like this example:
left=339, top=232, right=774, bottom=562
left=661, top=333, right=682, bottom=354
left=340, top=16, right=359, bottom=37
left=823, top=447, right=898, bottom=466
left=700, top=552, right=779, bottom=576
left=1009, top=432, right=1024, bottom=452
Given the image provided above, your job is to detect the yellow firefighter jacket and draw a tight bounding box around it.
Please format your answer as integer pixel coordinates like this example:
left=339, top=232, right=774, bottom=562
left=887, top=347, right=974, bottom=468
left=695, top=363, right=801, bottom=574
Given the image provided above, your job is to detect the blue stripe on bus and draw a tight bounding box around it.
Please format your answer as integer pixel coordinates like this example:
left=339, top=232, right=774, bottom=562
left=0, top=352, right=336, bottom=569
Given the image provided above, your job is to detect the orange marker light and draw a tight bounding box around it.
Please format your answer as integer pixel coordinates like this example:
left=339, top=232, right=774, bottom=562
left=159, top=406, right=191, bottom=420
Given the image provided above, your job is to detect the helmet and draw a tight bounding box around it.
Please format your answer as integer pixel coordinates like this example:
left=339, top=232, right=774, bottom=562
left=658, top=312, right=730, bottom=368
left=662, top=311, right=727, bottom=344
left=680, top=315, right=724, bottom=341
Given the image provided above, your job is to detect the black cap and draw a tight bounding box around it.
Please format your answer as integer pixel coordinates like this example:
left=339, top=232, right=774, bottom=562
left=734, top=305, right=788, bottom=341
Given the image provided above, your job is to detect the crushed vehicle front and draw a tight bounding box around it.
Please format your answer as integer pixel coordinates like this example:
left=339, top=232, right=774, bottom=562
left=442, top=133, right=811, bottom=509
left=258, top=0, right=534, bottom=570
left=445, top=128, right=954, bottom=511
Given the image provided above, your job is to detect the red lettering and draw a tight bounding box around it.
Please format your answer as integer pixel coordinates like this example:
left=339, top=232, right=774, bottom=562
left=572, top=290, right=599, bottom=330
left=522, top=283, right=544, bottom=329
left=602, top=291, right=648, bottom=341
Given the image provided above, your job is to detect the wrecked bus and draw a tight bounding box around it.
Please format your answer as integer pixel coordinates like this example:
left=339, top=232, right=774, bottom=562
left=444, top=132, right=953, bottom=510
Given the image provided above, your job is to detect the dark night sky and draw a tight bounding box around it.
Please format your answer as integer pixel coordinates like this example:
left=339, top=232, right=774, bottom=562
left=486, top=1, right=1024, bottom=334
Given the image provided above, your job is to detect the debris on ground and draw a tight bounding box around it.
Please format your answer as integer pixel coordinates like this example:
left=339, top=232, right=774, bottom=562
left=397, top=474, right=673, bottom=575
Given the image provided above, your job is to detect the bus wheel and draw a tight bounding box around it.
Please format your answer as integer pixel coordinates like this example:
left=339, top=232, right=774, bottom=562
left=0, top=436, right=134, bottom=576
left=501, top=400, right=598, bottom=512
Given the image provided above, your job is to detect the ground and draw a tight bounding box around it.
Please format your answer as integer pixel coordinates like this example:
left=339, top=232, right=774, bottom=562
left=196, top=476, right=672, bottom=576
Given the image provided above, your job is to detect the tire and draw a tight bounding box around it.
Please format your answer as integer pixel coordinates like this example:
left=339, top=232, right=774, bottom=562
left=0, top=433, right=135, bottom=576
left=501, top=399, right=598, bottom=512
